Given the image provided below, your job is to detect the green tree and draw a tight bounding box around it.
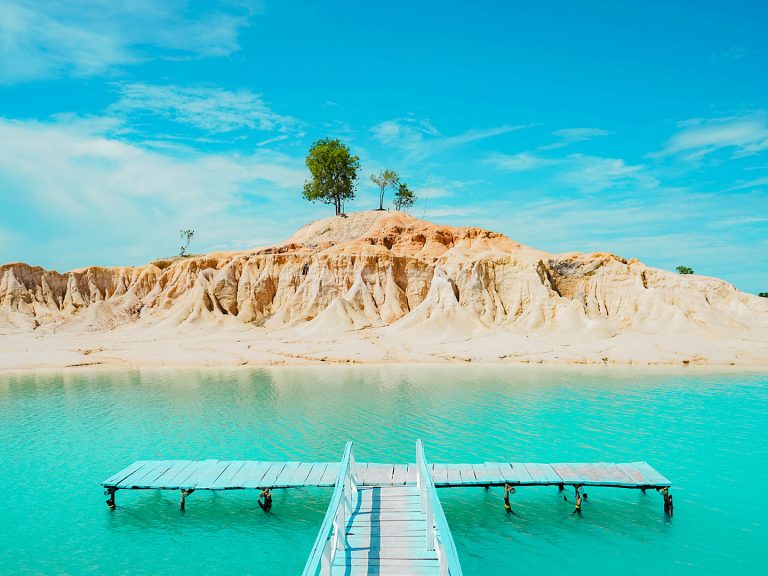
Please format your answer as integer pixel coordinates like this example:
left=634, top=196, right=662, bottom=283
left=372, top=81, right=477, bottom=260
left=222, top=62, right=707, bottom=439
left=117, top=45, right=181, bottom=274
left=676, top=265, right=694, bottom=275
left=759, top=292, right=768, bottom=298
left=303, top=138, right=360, bottom=215
left=370, top=169, right=399, bottom=210
left=393, top=182, right=416, bottom=211
left=179, top=229, right=194, bottom=257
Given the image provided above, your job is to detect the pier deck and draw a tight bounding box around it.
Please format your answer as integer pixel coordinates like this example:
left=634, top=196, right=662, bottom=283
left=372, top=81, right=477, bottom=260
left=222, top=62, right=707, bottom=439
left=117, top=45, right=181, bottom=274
left=102, top=460, right=670, bottom=491
left=102, top=449, right=671, bottom=576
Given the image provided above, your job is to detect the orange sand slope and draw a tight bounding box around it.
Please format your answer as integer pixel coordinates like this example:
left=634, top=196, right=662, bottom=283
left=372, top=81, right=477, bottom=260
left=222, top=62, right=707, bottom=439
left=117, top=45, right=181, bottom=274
left=1, top=210, right=767, bottom=369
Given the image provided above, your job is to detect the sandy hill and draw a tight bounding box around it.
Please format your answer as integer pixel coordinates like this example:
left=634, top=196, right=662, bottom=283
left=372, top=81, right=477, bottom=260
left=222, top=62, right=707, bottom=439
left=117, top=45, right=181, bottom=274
left=1, top=210, right=767, bottom=369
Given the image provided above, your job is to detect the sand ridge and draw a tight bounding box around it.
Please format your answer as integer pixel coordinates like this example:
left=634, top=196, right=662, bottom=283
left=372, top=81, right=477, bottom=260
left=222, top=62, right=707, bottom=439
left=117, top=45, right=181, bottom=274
left=1, top=210, right=767, bottom=370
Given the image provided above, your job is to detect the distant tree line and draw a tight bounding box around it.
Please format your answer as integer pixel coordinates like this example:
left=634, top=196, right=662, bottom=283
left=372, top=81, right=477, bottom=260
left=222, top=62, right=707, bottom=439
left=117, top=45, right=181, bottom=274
left=302, top=138, right=417, bottom=215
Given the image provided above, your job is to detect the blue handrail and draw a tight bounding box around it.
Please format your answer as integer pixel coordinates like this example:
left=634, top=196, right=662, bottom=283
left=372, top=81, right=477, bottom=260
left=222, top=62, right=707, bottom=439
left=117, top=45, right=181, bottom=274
left=302, top=441, right=356, bottom=576
left=416, top=439, right=463, bottom=576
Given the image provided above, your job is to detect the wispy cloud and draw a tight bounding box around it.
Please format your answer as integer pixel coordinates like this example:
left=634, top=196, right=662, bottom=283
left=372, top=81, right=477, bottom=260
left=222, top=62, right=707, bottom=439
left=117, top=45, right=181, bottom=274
left=656, top=114, right=768, bottom=161
left=370, top=116, right=530, bottom=161
left=487, top=151, right=655, bottom=193
left=710, top=46, right=748, bottom=62
left=0, top=1, right=260, bottom=83
left=541, top=127, right=611, bottom=150
left=110, top=83, right=297, bottom=134
left=0, top=115, right=309, bottom=268
left=486, top=152, right=559, bottom=171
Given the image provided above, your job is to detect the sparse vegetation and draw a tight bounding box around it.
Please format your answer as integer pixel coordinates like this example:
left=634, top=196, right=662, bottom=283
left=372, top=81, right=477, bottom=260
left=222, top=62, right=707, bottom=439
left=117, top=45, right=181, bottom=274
left=676, top=265, right=694, bottom=275
left=370, top=169, right=399, bottom=211
left=394, top=183, right=416, bottom=211
left=179, top=229, right=194, bottom=257
left=303, top=138, right=360, bottom=215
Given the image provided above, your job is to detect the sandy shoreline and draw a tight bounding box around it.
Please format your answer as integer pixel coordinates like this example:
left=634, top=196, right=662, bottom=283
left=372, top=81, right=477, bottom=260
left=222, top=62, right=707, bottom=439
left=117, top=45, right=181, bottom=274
left=3, top=321, right=767, bottom=373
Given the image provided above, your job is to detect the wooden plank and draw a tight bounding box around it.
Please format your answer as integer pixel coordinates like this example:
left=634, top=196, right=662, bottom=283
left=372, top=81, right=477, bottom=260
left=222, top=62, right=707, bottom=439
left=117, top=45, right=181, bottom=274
left=208, top=461, right=247, bottom=490
left=239, top=461, right=274, bottom=488
left=406, top=463, right=418, bottom=484
left=226, top=461, right=260, bottom=488
left=273, top=462, right=301, bottom=487
left=631, top=461, right=671, bottom=486
left=130, top=461, right=175, bottom=488
left=193, top=461, right=233, bottom=489
left=472, top=463, right=493, bottom=484
left=458, top=464, right=477, bottom=485
left=444, top=465, right=462, bottom=485
left=391, top=465, right=408, bottom=485
left=432, top=463, right=448, bottom=486
left=303, top=463, right=328, bottom=486
left=551, top=462, right=580, bottom=484
left=363, top=464, right=392, bottom=485
left=102, top=460, right=149, bottom=486
left=152, top=461, right=196, bottom=488
left=319, top=462, right=340, bottom=486
left=482, top=462, right=505, bottom=484
left=285, top=462, right=314, bottom=486
left=259, top=462, right=287, bottom=487
left=356, top=462, right=369, bottom=484
left=522, top=463, right=562, bottom=484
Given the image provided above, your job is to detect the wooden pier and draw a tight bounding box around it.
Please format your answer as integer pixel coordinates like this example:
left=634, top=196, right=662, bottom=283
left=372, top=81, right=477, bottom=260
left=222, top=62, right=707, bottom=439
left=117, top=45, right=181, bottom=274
left=102, top=444, right=671, bottom=575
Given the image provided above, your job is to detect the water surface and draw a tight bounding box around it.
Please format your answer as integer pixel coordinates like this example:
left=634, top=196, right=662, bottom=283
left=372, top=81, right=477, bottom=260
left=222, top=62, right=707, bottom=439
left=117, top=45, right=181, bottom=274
left=0, top=366, right=765, bottom=575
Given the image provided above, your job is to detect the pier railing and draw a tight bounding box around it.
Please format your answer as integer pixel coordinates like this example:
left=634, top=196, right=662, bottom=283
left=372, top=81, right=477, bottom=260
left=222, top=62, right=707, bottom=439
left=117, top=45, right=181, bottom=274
left=416, top=439, right=463, bottom=576
left=302, top=441, right=357, bottom=576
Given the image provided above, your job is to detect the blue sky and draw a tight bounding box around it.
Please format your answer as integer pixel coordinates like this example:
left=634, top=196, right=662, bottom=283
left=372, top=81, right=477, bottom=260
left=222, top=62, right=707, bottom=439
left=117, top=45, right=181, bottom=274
left=0, top=0, right=766, bottom=293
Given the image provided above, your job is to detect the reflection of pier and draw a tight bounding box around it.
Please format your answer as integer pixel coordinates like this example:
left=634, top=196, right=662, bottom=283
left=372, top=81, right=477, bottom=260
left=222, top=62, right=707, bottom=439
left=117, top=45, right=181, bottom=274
left=102, top=443, right=672, bottom=575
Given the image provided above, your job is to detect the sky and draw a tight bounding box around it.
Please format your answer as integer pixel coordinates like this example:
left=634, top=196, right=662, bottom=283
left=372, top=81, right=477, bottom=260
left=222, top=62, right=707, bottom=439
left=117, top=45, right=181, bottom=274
left=0, top=0, right=766, bottom=293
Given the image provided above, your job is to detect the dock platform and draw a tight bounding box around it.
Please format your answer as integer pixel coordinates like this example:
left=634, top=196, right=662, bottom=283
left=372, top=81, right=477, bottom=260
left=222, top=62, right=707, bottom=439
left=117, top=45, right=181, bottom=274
left=101, top=446, right=672, bottom=576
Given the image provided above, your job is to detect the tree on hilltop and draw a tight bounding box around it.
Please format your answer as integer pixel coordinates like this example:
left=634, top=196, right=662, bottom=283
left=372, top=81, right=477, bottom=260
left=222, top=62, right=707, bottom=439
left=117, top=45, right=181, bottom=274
left=303, top=138, right=360, bottom=215
left=393, top=183, right=416, bottom=211
left=676, top=265, right=694, bottom=275
left=370, top=169, right=399, bottom=210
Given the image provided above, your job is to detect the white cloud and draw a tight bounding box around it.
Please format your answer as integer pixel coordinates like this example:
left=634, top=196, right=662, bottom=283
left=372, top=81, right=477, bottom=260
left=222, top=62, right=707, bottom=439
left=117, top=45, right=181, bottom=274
left=0, top=1, right=260, bottom=83
left=0, top=115, right=310, bottom=269
left=560, top=154, right=657, bottom=193
left=487, top=151, right=655, bottom=193
left=110, top=83, right=297, bottom=134
left=486, top=152, right=559, bottom=171
left=370, top=117, right=529, bottom=162
left=657, top=114, right=768, bottom=160
left=542, top=127, right=611, bottom=149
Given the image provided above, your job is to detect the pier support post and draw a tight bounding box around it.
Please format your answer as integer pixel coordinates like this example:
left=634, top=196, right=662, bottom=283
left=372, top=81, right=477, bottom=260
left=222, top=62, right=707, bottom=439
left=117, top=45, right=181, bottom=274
left=180, top=489, right=194, bottom=511
left=660, top=487, right=673, bottom=515
left=105, top=488, right=117, bottom=510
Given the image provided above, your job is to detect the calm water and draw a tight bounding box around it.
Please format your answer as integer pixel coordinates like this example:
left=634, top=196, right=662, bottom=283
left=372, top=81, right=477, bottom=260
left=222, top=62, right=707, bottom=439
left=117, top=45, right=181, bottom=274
left=0, top=366, right=766, bottom=575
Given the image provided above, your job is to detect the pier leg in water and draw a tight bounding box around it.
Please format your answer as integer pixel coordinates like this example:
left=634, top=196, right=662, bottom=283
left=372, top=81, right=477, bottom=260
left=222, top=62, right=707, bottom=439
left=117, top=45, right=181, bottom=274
left=572, top=485, right=582, bottom=516
left=180, top=489, right=194, bottom=511
left=504, top=483, right=516, bottom=514
left=105, top=488, right=116, bottom=510
left=258, top=488, right=273, bottom=512
left=660, top=487, right=673, bottom=515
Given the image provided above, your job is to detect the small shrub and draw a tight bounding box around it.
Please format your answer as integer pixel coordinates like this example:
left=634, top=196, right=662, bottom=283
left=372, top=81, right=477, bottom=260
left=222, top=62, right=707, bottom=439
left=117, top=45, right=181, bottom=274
left=676, top=265, right=694, bottom=275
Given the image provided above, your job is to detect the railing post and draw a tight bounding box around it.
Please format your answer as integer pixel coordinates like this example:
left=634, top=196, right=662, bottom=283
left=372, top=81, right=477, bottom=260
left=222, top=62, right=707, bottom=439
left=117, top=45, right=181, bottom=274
left=335, top=499, right=345, bottom=551
left=425, top=500, right=434, bottom=551
left=321, top=538, right=331, bottom=576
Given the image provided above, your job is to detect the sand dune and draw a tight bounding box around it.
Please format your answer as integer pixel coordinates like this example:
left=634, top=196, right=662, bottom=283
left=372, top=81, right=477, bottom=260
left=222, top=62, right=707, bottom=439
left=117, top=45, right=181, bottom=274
left=1, top=210, right=766, bottom=370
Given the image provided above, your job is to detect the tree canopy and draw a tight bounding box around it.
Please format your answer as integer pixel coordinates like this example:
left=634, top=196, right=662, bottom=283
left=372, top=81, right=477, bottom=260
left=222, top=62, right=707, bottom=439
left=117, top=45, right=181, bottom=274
left=303, top=138, right=360, bottom=215
left=676, top=265, right=694, bottom=275
left=394, top=182, right=416, bottom=211
left=370, top=169, right=399, bottom=210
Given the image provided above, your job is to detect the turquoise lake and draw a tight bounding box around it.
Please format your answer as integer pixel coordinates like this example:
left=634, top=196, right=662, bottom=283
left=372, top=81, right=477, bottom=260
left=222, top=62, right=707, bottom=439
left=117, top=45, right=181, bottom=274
left=1, top=366, right=766, bottom=575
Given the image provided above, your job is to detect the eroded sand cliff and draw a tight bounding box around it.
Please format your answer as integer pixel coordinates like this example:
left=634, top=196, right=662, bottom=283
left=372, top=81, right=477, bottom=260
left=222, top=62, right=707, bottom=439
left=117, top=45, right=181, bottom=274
left=2, top=211, right=767, bottom=369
